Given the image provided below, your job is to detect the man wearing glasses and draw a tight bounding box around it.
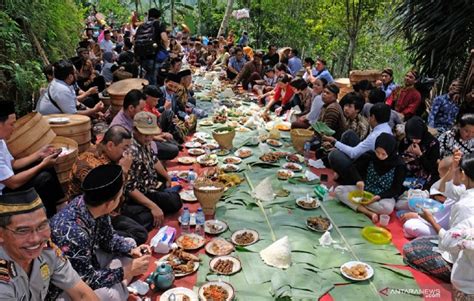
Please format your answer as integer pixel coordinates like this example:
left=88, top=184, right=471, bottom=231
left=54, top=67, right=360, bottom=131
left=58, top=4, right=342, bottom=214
left=0, top=188, right=99, bottom=300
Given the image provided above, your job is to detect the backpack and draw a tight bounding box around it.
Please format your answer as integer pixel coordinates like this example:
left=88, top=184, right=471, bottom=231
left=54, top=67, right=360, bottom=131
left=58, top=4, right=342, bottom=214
left=135, top=20, right=158, bottom=59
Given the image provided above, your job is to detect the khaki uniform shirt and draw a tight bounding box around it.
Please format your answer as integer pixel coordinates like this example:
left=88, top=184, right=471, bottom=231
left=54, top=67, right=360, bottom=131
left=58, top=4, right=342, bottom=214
left=0, top=241, right=81, bottom=301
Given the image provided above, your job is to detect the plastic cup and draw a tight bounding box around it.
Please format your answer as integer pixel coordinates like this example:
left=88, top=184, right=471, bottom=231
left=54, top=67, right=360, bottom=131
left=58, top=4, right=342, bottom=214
left=379, top=214, right=390, bottom=227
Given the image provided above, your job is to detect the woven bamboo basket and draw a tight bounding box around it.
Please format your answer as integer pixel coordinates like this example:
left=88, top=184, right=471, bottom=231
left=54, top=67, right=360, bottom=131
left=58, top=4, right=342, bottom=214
left=108, top=78, right=148, bottom=118
left=193, top=178, right=226, bottom=215
left=50, top=136, right=78, bottom=184
left=334, top=78, right=353, bottom=100
left=212, top=127, right=236, bottom=150
left=7, top=112, right=57, bottom=158
left=46, top=114, right=91, bottom=153
left=291, top=128, right=314, bottom=154
left=349, top=70, right=382, bottom=86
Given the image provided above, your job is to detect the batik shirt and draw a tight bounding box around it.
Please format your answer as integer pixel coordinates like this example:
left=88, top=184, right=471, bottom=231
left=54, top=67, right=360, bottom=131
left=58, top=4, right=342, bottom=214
left=438, top=128, right=474, bottom=158
left=125, top=138, right=162, bottom=195
left=346, top=115, right=370, bottom=140
left=50, top=196, right=134, bottom=290
left=427, top=93, right=459, bottom=133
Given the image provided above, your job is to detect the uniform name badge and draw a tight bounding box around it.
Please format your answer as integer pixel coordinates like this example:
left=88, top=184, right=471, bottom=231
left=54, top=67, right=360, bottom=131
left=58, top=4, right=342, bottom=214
left=40, top=263, right=50, bottom=280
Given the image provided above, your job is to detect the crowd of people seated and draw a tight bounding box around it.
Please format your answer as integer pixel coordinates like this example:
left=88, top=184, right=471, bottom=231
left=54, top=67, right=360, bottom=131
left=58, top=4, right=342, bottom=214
left=1, top=5, right=474, bottom=301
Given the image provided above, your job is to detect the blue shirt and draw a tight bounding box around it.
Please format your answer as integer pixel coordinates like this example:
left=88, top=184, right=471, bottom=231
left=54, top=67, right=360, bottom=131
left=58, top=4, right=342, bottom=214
left=50, top=196, right=135, bottom=290
left=307, top=94, right=324, bottom=124
left=228, top=56, right=246, bottom=73
left=428, top=93, right=459, bottom=133
left=288, top=57, right=303, bottom=76
left=382, top=82, right=397, bottom=99
left=315, top=69, right=334, bottom=84
left=335, top=122, right=392, bottom=159
left=37, top=79, right=77, bottom=115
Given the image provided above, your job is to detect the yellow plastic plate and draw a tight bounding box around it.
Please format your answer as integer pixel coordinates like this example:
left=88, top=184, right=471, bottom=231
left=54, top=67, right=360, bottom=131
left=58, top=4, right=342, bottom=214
left=361, top=226, right=392, bottom=245
left=348, top=190, right=374, bottom=205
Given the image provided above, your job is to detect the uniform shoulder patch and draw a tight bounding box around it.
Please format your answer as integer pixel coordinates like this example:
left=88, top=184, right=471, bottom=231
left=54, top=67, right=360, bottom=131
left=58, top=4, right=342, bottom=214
left=0, top=259, right=16, bottom=282
left=45, top=240, right=66, bottom=262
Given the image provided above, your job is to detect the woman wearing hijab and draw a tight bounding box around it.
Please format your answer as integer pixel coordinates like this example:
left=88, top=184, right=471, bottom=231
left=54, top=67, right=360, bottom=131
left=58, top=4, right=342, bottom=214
left=400, top=116, right=440, bottom=189
left=335, top=133, right=406, bottom=222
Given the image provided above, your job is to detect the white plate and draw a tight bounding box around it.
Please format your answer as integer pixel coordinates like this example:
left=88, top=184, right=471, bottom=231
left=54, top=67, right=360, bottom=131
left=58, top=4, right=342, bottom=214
left=198, top=281, right=235, bottom=301
left=48, top=117, right=70, bottom=124
left=205, top=238, right=235, bottom=256
left=188, top=148, right=206, bottom=156
left=340, top=261, right=374, bottom=281
left=210, top=256, right=242, bottom=275
left=214, top=149, right=231, bottom=156
left=180, top=189, right=198, bottom=202
left=234, top=148, right=253, bottom=158
left=306, top=218, right=333, bottom=232
left=283, top=162, right=303, bottom=172
left=205, top=220, right=228, bottom=234
left=157, top=255, right=200, bottom=278
left=277, top=169, right=295, bottom=180
left=203, top=143, right=220, bottom=150
left=231, top=229, right=259, bottom=246
left=185, top=141, right=202, bottom=148
left=296, top=197, right=320, bottom=210
left=197, top=154, right=218, bottom=166
left=286, top=154, right=305, bottom=163
left=199, top=120, right=214, bottom=126
left=178, top=213, right=196, bottom=225
left=194, top=132, right=211, bottom=139
left=266, top=139, right=283, bottom=147
left=160, top=287, right=198, bottom=301
left=221, top=164, right=240, bottom=173
left=176, top=233, right=206, bottom=251
left=223, top=156, right=242, bottom=165
left=236, top=126, right=251, bottom=132
left=177, top=156, right=196, bottom=165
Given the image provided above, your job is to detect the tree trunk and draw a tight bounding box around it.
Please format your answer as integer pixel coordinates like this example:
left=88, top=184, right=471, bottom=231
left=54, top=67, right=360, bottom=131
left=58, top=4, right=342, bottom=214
left=170, top=0, right=175, bottom=27
left=217, top=0, right=234, bottom=37
left=346, top=34, right=357, bottom=75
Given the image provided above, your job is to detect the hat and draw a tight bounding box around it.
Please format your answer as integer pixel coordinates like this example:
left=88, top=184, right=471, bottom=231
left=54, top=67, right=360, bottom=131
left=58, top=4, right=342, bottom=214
left=134, top=111, right=161, bottom=135
left=382, top=68, right=393, bottom=77
left=143, top=85, right=163, bottom=98
left=408, top=69, right=420, bottom=80
left=82, top=165, right=124, bottom=206
left=326, top=83, right=340, bottom=95
left=0, top=188, right=44, bottom=217
left=76, top=47, right=88, bottom=55
left=166, top=73, right=181, bottom=84
left=0, top=101, right=15, bottom=118
left=178, top=69, right=192, bottom=79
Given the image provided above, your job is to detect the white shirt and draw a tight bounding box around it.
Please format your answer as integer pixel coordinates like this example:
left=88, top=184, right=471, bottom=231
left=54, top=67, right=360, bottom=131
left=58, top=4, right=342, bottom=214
left=306, top=94, right=324, bottom=125
left=334, top=122, right=392, bottom=159
left=37, top=79, right=77, bottom=115
left=439, top=216, right=474, bottom=294
left=100, top=39, right=114, bottom=53
left=0, top=140, right=14, bottom=194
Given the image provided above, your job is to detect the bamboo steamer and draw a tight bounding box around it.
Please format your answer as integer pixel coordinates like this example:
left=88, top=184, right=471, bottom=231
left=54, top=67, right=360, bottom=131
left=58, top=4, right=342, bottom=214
left=291, top=128, right=314, bottom=154
left=193, top=178, right=226, bottom=215
left=7, top=112, right=57, bottom=158
left=45, top=114, right=92, bottom=153
left=50, top=136, right=78, bottom=184
left=349, top=70, right=382, bottom=85
left=334, top=78, right=353, bottom=100
left=107, top=78, right=148, bottom=116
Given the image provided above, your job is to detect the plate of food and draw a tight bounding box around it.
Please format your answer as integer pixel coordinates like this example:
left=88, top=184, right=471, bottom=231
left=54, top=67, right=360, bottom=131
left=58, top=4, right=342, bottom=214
left=184, top=141, right=202, bottom=148
left=348, top=190, right=375, bottom=205
left=157, top=248, right=200, bottom=277
left=192, top=137, right=207, bottom=145
left=203, top=143, right=220, bottom=151
left=340, top=261, right=374, bottom=281
left=235, top=126, right=251, bottom=132
left=221, top=164, right=240, bottom=173
left=277, top=169, right=294, bottom=180
left=408, top=197, right=445, bottom=214
left=231, top=229, right=259, bottom=246
left=160, top=287, right=198, bottom=301
left=286, top=154, right=304, bottom=163
left=296, top=196, right=320, bottom=209
left=199, top=119, right=214, bottom=126
left=177, top=156, right=196, bottom=165
left=198, top=281, right=234, bottom=301
left=188, top=148, right=206, bottom=156
left=214, top=149, right=230, bottom=156
left=180, top=189, right=198, bottom=202
left=306, top=216, right=333, bottom=232
left=48, top=117, right=70, bottom=124
left=223, top=156, right=242, bottom=165
left=209, top=256, right=241, bottom=275
left=275, top=122, right=291, bottom=131
left=197, top=154, right=219, bottom=166
left=259, top=152, right=280, bottom=163
left=176, top=234, right=206, bottom=251
left=205, top=238, right=235, bottom=256
left=266, top=139, right=283, bottom=147
left=194, top=132, right=211, bottom=139
left=234, top=148, right=253, bottom=159
left=283, top=162, right=303, bottom=172
left=205, top=220, right=228, bottom=235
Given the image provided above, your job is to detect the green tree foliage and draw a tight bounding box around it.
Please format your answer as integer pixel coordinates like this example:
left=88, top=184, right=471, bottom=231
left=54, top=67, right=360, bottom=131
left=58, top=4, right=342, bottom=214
left=0, top=0, right=84, bottom=115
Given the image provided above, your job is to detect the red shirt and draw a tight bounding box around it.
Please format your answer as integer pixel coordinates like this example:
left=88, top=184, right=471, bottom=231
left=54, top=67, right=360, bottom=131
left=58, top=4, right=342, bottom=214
left=273, top=84, right=295, bottom=106
left=386, top=86, right=421, bottom=119
left=144, top=102, right=160, bottom=118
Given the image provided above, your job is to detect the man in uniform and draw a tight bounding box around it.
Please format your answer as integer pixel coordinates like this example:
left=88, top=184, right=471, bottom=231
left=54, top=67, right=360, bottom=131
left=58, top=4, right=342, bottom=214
left=0, top=188, right=98, bottom=300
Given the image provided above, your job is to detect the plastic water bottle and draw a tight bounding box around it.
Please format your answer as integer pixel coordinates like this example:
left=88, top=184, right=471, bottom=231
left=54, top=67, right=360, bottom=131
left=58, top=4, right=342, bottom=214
left=187, top=168, right=197, bottom=185
left=195, top=208, right=205, bottom=237
left=304, top=141, right=311, bottom=164
left=180, top=207, right=190, bottom=234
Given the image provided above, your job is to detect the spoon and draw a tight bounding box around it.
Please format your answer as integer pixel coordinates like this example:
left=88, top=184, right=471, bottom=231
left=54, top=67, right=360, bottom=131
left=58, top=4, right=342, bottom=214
left=168, top=293, right=176, bottom=301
